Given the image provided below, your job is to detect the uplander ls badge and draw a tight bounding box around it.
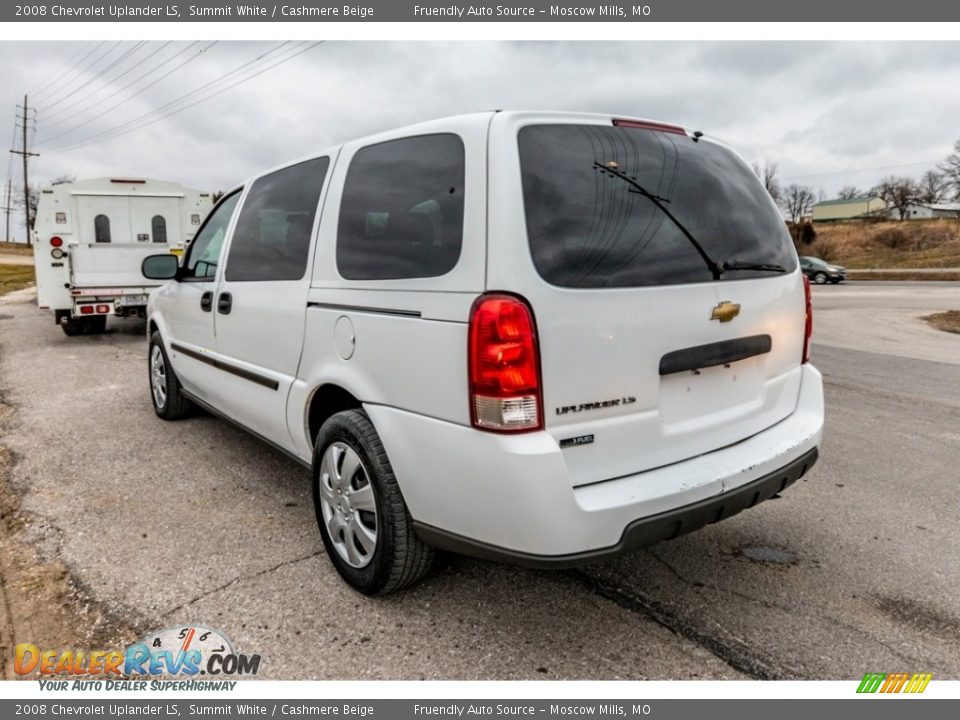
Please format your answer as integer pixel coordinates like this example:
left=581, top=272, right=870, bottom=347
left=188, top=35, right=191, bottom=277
left=711, top=300, right=741, bottom=322
left=556, top=396, right=636, bottom=416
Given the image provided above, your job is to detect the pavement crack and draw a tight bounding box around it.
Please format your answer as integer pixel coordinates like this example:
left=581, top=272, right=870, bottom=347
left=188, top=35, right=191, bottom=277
left=568, top=569, right=795, bottom=680
left=161, top=551, right=322, bottom=619
left=646, top=550, right=927, bottom=668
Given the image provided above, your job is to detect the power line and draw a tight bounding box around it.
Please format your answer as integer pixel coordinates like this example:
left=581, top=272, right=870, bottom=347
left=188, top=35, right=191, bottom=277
left=41, top=41, right=165, bottom=126
left=46, top=42, right=322, bottom=153
left=28, top=41, right=95, bottom=98
left=38, top=42, right=197, bottom=138
left=34, top=41, right=114, bottom=108
left=39, top=41, right=151, bottom=124
left=39, top=42, right=137, bottom=113
left=31, top=41, right=105, bottom=103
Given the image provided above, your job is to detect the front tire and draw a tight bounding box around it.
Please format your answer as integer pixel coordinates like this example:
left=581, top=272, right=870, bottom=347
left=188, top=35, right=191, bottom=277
left=313, top=409, right=433, bottom=595
left=148, top=332, right=193, bottom=420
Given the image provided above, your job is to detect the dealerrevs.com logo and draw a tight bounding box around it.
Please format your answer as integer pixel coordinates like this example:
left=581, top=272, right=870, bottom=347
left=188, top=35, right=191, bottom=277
left=15, top=625, right=260, bottom=688
left=857, top=672, right=933, bottom=694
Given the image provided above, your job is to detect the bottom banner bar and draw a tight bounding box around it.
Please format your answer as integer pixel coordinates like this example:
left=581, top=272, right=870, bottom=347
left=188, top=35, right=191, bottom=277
left=0, top=699, right=956, bottom=720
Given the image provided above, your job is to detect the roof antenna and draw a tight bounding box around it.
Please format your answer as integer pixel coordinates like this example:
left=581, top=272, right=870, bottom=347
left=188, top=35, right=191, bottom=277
left=692, top=130, right=704, bottom=142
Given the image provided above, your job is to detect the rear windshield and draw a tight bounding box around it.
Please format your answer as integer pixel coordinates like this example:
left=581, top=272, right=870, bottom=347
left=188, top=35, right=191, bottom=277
left=518, top=124, right=797, bottom=288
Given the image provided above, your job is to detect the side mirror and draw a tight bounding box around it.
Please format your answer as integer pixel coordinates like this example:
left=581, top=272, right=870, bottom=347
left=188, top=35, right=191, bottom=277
left=142, top=254, right=179, bottom=280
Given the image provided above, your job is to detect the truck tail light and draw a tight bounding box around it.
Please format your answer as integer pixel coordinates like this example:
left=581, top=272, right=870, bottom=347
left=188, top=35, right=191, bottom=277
left=79, top=305, right=94, bottom=315
left=468, top=294, right=543, bottom=432
left=96, top=304, right=111, bottom=314
left=50, top=236, right=63, bottom=247
left=802, top=275, right=813, bottom=364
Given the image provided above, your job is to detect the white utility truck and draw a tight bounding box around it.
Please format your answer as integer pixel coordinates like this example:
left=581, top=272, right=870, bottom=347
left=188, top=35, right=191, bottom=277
left=33, top=177, right=212, bottom=335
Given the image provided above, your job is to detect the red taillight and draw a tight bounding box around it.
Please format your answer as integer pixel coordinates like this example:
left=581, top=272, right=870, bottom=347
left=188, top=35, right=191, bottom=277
left=802, top=275, right=813, bottom=364
left=612, top=118, right=686, bottom=135
left=50, top=236, right=63, bottom=247
left=468, top=294, right=543, bottom=432
left=79, top=305, right=94, bottom=315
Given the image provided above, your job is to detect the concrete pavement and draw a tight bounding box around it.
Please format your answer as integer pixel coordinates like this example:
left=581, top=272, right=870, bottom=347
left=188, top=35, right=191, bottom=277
left=1, top=283, right=958, bottom=680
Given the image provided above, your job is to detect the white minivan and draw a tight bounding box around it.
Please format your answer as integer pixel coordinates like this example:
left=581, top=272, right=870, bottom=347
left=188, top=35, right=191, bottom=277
left=143, top=111, right=823, bottom=595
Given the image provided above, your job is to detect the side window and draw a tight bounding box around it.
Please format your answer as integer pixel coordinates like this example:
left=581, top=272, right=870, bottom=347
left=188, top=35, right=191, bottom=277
left=183, top=192, right=242, bottom=281
left=225, top=157, right=329, bottom=282
left=94, top=214, right=111, bottom=243
left=336, top=134, right=465, bottom=280
left=152, top=215, right=167, bottom=244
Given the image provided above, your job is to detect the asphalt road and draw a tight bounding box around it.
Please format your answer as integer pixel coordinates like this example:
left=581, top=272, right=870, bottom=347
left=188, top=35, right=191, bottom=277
left=1, top=282, right=959, bottom=680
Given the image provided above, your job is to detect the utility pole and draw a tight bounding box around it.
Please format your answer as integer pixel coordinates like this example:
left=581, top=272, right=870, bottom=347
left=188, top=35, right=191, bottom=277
left=3, top=178, right=11, bottom=243
left=9, top=95, right=39, bottom=245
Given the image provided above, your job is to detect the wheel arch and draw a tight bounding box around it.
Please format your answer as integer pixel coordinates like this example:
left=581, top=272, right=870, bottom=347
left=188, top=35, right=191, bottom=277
left=306, top=383, right=364, bottom=449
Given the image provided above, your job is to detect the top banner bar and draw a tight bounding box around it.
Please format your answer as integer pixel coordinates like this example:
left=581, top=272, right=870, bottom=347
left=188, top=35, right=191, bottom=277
left=4, top=1, right=960, bottom=23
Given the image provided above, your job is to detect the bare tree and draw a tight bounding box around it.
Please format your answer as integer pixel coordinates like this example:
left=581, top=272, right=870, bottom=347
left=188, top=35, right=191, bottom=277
left=12, top=185, right=39, bottom=231
left=837, top=186, right=863, bottom=200
left=780, top=184, right=816, bottom=225
left=872, top=175, right=919, bottom=221
left=940, top=139, right=960, bottom=200
left=11, top=175, right=77, bottom=232
left=751, top=160, right=781, bottom=202
left=916, top=170, right=949, bottom=205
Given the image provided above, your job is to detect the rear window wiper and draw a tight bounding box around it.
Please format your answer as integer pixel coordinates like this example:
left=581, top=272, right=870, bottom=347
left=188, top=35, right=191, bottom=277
left=721, top=260, right=787, bottom=273
left=594, top=162, right=724, bottom=280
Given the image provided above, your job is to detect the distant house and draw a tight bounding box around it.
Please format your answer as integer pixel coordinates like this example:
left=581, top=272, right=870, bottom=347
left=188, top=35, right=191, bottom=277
left=891, top=202, right=960, bottom=220
left=812, top=196, right=887, bottom=222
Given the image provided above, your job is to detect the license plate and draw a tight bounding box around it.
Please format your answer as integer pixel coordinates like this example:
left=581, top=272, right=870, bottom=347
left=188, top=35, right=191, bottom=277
left=120, top=294, right=148, bottom=306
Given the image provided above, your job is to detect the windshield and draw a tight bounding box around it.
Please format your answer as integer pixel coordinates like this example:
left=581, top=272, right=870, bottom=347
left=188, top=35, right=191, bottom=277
left=518, top=124, right=797, bottom=288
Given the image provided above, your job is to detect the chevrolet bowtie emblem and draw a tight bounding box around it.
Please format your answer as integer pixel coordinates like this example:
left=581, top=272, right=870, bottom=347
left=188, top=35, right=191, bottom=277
left=711, top=301, right=741, bottom=323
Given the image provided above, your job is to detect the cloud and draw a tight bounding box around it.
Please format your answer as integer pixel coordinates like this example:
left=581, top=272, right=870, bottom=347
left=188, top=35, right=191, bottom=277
left=2, top=40, right=959, bottom=240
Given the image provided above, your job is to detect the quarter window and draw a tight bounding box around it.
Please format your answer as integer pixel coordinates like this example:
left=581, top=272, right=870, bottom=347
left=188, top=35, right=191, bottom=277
left=336, top=134, right=465, bottom=281
left=152, top=215, right=167, bottom=244
left=94, top=214, right=111, bottom=243
left=183, top=191, right=242, bottom=281
left=225, top=157, right=329, bottom=282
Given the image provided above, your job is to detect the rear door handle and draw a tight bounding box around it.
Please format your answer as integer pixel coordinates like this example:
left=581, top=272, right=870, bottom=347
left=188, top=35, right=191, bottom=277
left=217, top=292, right=232, bottom=315
left=200, top=291, right=213, bottom=312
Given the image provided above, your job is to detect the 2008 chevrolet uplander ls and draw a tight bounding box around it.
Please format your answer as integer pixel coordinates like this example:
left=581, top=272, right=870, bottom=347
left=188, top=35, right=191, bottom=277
left=142, top=111, right=824, bottom=595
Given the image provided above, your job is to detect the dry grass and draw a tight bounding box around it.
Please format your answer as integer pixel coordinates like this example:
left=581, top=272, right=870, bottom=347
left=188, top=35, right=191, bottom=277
left=923, top=311, right=960, bottom=334
left=0, top=242, right=33, bottom=256
left=802, top=219, right=960, bottom=269
left=0, top=265, right=35, bottom=295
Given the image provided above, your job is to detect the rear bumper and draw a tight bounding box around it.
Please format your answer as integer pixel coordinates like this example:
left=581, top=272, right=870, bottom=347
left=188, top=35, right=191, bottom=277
left=414, top=446, right=817, bottom=568
left=366, top=363, right=824, bottom=561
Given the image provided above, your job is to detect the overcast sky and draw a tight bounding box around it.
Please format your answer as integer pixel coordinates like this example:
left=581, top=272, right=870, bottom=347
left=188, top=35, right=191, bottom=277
left=2, top=40, right=959, bottom=241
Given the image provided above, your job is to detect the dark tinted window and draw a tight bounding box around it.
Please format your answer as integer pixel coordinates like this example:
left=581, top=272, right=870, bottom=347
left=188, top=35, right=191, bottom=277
left=152, top=215, right=167, bottom=244
left=184, top=191, right=241, bottom=280
left=337, top=134, right=464, bottom=280
left=225, top=157, right=329, bottom=282
left=518, top=124, right=797, bottom=288
left=94, top=214, right=111, bottom=243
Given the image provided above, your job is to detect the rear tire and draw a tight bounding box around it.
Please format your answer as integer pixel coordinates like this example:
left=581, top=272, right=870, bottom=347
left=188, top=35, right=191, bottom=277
left=61, top=318, right=86, bottom=336
left=148, top=332, right=193, bottom=420
left=813, top=272, right=828, bottom=285
left=313, top=409, right=434, bottom=595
